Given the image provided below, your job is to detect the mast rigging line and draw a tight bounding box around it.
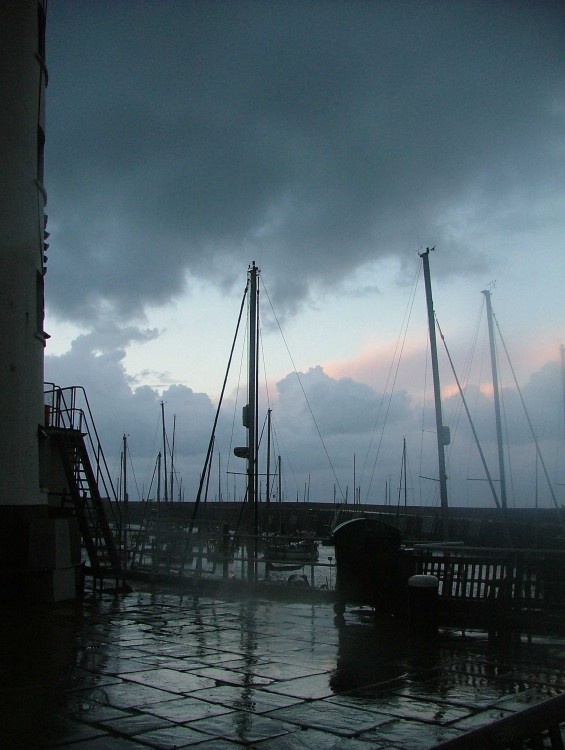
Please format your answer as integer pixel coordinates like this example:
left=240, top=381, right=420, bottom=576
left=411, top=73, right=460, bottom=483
left=494, top=314, right=561, bottom=515
left=442, top=301, right=483, bottom=466
left=498, top=355, right=517, bottom=508
left=225, top=314, right=247, bottom=502
left=261, top=279, right=346, bottom=502
left=463, top=300, right=489, bottom=502
left=180, top=282, right=249, bottom=564
left=434, top=313, right=502, bottom=511
left=269, top=407, right=299, bottom=502
left=362, top=259, right=422, bottom=504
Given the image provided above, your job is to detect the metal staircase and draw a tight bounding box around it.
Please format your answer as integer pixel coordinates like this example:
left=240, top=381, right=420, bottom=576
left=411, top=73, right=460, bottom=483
left=44, top=384, right=123, bottom=587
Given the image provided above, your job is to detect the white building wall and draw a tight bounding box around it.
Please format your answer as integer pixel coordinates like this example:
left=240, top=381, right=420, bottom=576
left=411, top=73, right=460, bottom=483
left=0, top=1, right=48, bottom=507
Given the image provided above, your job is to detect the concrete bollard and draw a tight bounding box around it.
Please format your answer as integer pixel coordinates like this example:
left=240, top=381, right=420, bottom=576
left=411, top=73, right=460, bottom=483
left=408, top=574, right=439, bottom=634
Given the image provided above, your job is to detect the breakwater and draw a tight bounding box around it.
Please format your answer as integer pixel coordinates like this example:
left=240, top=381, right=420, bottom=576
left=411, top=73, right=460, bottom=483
left=119, top=501, right=565, bottom=549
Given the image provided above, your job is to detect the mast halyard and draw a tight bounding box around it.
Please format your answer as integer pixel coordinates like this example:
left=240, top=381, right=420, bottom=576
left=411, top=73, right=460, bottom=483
left=419, top=247, right=450, bottom=541
left=482, top=289, right=508, bottom=510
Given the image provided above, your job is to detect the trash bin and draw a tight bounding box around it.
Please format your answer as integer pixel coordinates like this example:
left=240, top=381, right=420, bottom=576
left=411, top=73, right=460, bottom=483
left=331, top=517, right=410, bottom=616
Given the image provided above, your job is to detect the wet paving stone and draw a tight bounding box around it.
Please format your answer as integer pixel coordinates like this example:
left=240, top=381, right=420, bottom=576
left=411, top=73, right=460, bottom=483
left=64, top=702, right=133, bottom=724
left=189, top=684, right=304, bottom=713
left=97, top=712, right=174, bottom=736
left=493, top=685, right=564, bottom=711
left=72, top=682, right=181, bottom=709
left=261, top=672, right=336, bottom=700
left=128, top=722, right=214, bottom=748
left=448, top=705, right=515, bottom=730
left=255, top=726, right=381, bottom=748
left=50, top=738, right=148, bottom=749
left=142, top=656, right=209, bottom=671
left=337, top=694, right=473, bottom=725
left=144, top=695, right=234, bottom=722
left=200, top=653, right=270, bottom=668
left=169, top=742, right=242, bottom=749
left=357, top=717, right=465, bottom=749
left=391, top=676, right=520, bottom=708
left=246, top=660, right=328, bottom=681
left=265, top=700, right=392, bottom=737
left=4, top=587, right=565, bottom=748
left=79, top=655, right=157, bottom=674
left=185, top=711, right=300, bottom=744
left=191, top=665, right=274, bottom=686
left=119, top=667, right=217, bottom=694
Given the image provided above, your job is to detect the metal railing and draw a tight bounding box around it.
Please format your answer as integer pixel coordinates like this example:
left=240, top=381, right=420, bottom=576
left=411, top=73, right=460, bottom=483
left=43, top=383, right=122, bottom=531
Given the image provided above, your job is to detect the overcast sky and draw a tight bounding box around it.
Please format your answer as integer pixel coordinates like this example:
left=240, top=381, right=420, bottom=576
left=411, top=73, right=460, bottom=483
left=44, top=1, right=565, bottom=512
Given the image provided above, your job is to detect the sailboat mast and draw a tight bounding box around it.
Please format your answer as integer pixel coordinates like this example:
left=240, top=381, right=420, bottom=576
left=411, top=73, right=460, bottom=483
left=560, top=344, right=565, bottom=442
left=266, top=408, right=272, bottom=532
left=403, top=437, right=407, bottom=508
left=170, top=414, right=176, bottom=503
left=161, top=401, right=168, bottom=502
left=218, top=452, right=222, bottom=502
left=122, top=434, right=128, bottom=508
left=122, top=433, right=129, bottom=573
left=482, top=290, right=508, bottom=510
left=247, top=261, right=259, bottom=581
left=156, top=451, right=161, bottom=507
left=420, top=248, right=449, bottom=540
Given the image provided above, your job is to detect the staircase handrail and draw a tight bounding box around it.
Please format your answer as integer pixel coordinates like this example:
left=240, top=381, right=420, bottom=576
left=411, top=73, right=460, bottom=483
left=44, top=383, right=121, bottom=528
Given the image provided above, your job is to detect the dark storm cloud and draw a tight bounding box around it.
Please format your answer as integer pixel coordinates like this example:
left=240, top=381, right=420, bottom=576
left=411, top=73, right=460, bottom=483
left=45, top=0, right=564, bottom=324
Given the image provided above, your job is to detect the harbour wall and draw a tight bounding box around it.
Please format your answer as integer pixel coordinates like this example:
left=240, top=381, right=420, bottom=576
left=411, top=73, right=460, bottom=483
left=121, top=501, right=565, bottom=549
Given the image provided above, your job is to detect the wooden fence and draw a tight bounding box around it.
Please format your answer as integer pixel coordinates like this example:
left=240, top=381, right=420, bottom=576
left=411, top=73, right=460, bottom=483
left=413, top=545, right=565, bottom=613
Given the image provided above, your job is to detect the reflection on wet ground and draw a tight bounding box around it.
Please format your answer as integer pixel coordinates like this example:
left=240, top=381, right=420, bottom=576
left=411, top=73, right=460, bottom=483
left=2, top=584, right=565, bottom=748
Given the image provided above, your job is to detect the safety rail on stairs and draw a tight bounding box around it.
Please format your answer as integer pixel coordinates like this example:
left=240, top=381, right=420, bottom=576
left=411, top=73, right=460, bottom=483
left=44, top=383, right=123, bottom=585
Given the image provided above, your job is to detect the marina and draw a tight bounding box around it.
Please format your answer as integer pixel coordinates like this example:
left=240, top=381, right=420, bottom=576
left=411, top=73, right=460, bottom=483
left=2, top=4, right=565, bottom=748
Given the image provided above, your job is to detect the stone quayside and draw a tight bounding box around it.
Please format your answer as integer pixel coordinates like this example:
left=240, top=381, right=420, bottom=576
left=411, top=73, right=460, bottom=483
left=4, top=581, right=565, bottom=749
